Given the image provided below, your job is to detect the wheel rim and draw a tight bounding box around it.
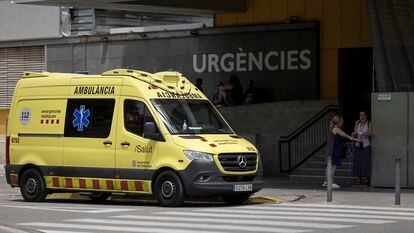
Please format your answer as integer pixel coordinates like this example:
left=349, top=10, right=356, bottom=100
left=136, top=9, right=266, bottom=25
left=161, top=180, right=176, bottom=199
left=25, top=178, right=38, bottom=195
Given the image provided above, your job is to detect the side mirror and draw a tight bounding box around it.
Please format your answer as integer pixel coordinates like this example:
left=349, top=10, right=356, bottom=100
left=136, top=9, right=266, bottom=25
left=143, top=122, right=164, bottom=141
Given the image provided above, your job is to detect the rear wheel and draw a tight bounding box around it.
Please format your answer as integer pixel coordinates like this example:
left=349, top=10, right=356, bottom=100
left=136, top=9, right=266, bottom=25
left=88, top=192, right=111, bottom=201
left=221, top=193, right=251, bottom=205
left=154, top=170, right=185, bottom=207
left=20, top=168, right=48, bottom=202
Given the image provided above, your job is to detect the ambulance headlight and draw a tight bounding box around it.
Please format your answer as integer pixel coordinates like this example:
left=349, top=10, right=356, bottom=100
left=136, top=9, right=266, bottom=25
left=183, top=150, right=213, bottom=162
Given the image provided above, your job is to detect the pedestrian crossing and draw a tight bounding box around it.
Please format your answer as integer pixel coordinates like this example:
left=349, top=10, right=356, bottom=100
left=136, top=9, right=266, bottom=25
left=17, top=203, right=414, bottom=233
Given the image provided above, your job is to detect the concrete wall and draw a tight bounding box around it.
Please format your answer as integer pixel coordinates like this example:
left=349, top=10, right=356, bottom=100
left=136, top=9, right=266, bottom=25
left=46, top=23, right=320, bottom=103
left=215, top=0, right=373, bottom=101
left=0, top=0, right=60, bottom=41
left=0, top=110, right=6, bottom=163
left=371, top=92, right=414, bottom=188
left=219, top=100, right=336, bottom=176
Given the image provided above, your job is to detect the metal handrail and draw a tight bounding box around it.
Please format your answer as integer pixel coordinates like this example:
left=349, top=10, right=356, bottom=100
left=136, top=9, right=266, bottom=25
left=278, top=105, right=338, bottom=173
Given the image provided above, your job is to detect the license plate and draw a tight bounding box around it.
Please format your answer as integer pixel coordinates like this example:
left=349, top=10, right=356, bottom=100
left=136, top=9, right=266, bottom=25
left=233, top=184, right=253, bottom=192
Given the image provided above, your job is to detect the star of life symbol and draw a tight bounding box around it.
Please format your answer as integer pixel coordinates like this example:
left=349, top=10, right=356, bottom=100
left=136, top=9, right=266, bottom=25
left=72, top=105, right=90, bottom=132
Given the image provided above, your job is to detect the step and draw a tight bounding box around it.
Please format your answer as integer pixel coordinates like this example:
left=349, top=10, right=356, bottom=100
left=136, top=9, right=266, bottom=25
left=303, top=161, right=354, bottom=170
left=289, top=174, right=358, bottom=186
left=292, top=167, right=354, bottom=177
left=309, top=155, right=355, bottom=163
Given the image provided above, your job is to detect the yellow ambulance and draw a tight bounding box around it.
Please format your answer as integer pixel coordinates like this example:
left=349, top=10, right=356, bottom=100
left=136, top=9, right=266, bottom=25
left=4, top=69, right=262, bottom=206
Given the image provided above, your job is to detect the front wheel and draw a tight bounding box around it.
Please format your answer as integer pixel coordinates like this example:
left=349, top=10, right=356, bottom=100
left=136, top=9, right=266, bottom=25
left=221, top=193, right=251, bottom=205
left=20, top=168, right=48, bottom=202
left=154, top=170, right=185, bottom=207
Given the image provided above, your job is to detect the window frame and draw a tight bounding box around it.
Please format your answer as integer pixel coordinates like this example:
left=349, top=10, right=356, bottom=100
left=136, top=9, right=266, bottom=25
left=123, top=98, right=164, bottom=141
left=64, top=98, right=116, bottom=139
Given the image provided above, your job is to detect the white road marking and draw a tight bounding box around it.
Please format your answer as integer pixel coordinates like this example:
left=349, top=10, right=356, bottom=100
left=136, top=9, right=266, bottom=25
left=234, top=205, right=414, bottom=216
left=67, top=218, right=309, bottom=233
left=18, top=222, right=234, bottom=233
left=197, top=208, right=414, bottom=221
left=113, top=214, right=353, bottom=229
left=275, top=203, right=414, bottom=212
left=0, top=203, right=136, bottom=213
left=39, top=230, right=92, bottom=233
left=0, top=225, right=29, bottom=233
left=160, top=211, right=394, bottom=224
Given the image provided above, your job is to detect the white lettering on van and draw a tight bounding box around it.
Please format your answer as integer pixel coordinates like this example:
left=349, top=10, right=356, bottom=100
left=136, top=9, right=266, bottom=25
left=73, top=86, right=115, bottom=95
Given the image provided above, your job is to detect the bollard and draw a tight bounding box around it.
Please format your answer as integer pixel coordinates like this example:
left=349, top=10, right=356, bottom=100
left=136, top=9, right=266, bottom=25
left=395, top=157, right=401, bottom=205
left=327, top=156, right=333, bottom=202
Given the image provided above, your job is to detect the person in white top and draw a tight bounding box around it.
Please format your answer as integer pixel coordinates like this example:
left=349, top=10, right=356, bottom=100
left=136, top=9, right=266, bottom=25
left=351, top=111, right=372, bottom=187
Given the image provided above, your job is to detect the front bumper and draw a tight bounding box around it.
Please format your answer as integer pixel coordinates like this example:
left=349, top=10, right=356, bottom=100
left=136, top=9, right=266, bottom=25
left=178, top=160, right=263, bottom=197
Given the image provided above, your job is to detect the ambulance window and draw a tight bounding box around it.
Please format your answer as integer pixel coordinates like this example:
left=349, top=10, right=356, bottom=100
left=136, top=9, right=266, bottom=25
left=124, top=99, right=159, bottom=138
left=64, top=99, right=115, bottom=138
left=124, top=100, right=145, bottom=135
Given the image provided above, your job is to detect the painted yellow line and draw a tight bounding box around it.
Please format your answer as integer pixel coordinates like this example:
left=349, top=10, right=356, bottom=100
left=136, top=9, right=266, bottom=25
left=47, top=193, right=83, bottom=199
left=248, top=196, right=290, bottom=204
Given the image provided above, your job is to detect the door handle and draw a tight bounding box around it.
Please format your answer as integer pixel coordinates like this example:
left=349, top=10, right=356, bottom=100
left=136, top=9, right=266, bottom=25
left=103, top=140, right=113, bottom=146
left=121, top=141, right=130, bottom=147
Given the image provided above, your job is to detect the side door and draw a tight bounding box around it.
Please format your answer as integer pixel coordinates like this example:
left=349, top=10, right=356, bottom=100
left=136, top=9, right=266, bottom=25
left=63, top=98, right=118, bottom=182
left=116, top=97, right=161, bottom=192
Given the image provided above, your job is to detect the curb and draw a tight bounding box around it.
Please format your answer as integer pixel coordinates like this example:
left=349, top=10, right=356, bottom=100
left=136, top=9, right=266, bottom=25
left=46, top=192, right=300, bottom=204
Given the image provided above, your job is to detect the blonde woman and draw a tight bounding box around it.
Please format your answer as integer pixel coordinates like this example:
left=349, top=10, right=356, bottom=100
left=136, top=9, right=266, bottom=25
left=323, top=115, right=359, bottom=188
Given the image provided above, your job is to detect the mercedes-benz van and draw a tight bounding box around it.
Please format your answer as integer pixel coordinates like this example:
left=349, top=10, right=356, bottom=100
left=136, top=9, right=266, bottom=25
left=5, top=69, right=262, bottom=206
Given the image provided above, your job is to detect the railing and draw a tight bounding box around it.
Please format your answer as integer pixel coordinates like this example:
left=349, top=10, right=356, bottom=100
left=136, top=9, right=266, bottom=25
left=278, top=105, right=339, bottom=173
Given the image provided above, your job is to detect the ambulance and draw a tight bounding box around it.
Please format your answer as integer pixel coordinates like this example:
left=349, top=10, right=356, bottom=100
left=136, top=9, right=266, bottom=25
left=4, top=69, right=263, bottom=207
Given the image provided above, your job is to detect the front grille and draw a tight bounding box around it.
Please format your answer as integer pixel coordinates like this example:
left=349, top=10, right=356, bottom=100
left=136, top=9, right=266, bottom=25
left=217, top=153, right=257, bottom=172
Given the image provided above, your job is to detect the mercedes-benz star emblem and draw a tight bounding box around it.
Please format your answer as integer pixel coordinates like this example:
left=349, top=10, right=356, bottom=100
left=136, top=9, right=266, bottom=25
left=237, top=155, right=247, bottom=168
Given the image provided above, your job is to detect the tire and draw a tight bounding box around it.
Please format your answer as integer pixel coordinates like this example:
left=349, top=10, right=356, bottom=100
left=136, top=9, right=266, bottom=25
left=154, top=170, right=185, bottom=207
left=221, top=193, right=251, bottom=205
left=20, top=168, right=48, bottom=202
left=88, top=192, right=111, bottom=201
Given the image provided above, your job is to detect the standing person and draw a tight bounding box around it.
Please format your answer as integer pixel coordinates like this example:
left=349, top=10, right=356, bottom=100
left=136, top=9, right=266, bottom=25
left=217, top=75, right=243, bottom=106
left=352, top=111, right=372, bottom=187
left=195, top=78, right=204, bottom=93
left=244, top=79, right=259, bottom=104
left=323, top=115, right=359, bottom=188
left=210, top=81, right=224, bottom=104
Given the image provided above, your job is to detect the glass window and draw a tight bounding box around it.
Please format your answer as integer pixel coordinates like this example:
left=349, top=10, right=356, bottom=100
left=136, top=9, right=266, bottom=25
left=151, top=99, right=233, bottom=135
left=64, top=99, right=115, bottom=138
left=124, top=99, right=159, bottom=138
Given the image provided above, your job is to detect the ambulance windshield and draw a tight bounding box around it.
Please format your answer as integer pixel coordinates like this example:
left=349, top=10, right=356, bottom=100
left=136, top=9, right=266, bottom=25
left=151, top=99, right=233, bottom=134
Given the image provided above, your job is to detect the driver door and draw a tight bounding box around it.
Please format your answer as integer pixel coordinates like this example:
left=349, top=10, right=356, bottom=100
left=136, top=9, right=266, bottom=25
left=115, top=97, right=160, bottom=192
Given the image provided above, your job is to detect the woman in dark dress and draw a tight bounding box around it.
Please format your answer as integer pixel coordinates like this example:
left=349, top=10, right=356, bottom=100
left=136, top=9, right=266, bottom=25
left=324, top=115, right=359, bottom=188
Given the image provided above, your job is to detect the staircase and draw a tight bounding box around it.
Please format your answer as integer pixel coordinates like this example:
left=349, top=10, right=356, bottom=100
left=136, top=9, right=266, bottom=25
left=289, top=144, right=358, bottom=186
left=278, top=105, right=358, bottom=187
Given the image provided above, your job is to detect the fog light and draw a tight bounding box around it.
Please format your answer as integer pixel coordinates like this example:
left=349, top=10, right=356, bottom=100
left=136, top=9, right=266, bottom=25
left=196, top=175, right=211, bottom=182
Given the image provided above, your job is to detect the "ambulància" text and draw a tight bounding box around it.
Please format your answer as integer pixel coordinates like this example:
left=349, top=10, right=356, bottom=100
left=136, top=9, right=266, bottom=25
left=193, top=48, right=312, bottom=73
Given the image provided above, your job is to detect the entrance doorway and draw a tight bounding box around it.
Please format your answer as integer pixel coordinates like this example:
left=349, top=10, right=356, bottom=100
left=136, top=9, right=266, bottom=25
left=339, top=47, right=373, bottom=133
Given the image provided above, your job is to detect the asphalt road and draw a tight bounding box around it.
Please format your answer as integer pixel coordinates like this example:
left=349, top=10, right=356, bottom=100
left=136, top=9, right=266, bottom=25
left=1, top=174, right=414, bottom=233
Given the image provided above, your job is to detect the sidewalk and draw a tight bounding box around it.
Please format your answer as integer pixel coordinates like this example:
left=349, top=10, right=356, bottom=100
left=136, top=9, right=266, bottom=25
left=256, top=176, right=414, bottom=207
